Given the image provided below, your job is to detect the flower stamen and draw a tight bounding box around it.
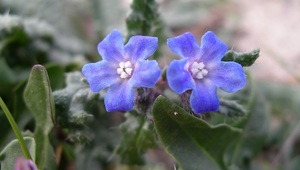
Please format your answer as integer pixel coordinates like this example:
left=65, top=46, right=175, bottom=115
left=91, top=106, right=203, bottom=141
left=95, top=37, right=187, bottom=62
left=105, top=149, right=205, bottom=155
left=117, top=61, right=133, bottom=79
left=190, top=62, right=208, bottom=79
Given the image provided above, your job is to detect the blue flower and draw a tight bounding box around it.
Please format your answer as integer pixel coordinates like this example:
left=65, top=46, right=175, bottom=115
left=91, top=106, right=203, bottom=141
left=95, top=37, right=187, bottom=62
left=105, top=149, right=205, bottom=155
left=167, top=31, right=246, bottom=114
left=82, top=29, right=161, bottom=112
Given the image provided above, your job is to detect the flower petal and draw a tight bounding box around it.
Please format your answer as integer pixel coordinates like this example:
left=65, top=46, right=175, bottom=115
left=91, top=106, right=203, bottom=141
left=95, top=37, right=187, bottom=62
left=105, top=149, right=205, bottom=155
left=82, top=61, right=119, bottom=92
left=104, top=81, right=135, bottom=112
left=124, top=36, right=158, bottom=62
left=14, top=157, right=37, bottom=170
left=190, top=80, right=219, bottom=114
left=167, top=32, right=201, bottom=59
left=167, top=59, right=195, bottom=94
left=200, top=31, right=227, bottom=64
left=131, top=60, right=161, bottom=88
left=209, top=62, right=246, bottom=93
left=97, top=29, right=125, bottom=63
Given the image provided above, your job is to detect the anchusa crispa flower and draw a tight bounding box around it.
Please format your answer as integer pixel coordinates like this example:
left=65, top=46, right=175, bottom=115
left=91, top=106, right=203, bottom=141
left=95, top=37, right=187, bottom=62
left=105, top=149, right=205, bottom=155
left=82, top=29, right=161, bottom=112
left=166, top=31, right=246, bottom=114
left=14, top=157, right=37, bottom=170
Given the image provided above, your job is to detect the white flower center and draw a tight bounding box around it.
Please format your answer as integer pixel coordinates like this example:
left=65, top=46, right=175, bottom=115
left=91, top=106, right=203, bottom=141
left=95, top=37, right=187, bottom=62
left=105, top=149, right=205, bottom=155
left=190, top=61, right=208, bottom=79
left=117, top=61, right=133, bottom=79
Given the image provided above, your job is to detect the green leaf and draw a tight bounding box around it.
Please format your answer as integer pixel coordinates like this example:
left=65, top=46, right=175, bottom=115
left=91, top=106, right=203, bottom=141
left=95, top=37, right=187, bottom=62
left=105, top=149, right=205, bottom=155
left=67, top=88, right=94, bottom=126
left=222, top=49, right=260, bottom=67
left=0, top=137, right=35, bottom=170
left=24, top=64, right=55, bottom=134
left=33, top=129, right=56, bottom=170
left=23, top=64, right=56, bottom=170
left=116, top=111, right=156, bottom=165
left=53, top=71, right=89, bottom=114
left=152, top=96, right=242, bottom=170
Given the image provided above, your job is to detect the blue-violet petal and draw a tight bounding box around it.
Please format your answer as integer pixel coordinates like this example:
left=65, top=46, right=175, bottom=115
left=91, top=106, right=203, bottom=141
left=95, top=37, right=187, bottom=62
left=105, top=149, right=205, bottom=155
left=131, top=60, right=161, bottom=88
left=167, top=58, right=195, bottom=94
left=82, top=61, right=119, bottom=92
left=190, top=80, right=219, bottom=114
left=209, top=62, right=246, bottom=93
left=104, top=81, right=135, bottom=112
left=124, top=36, right=158, bottom=63
left=97, top=29, right=125, bottom=63
left=200, top=31, right=227, bottom=64
left=167, top=32, right=201, bottom=59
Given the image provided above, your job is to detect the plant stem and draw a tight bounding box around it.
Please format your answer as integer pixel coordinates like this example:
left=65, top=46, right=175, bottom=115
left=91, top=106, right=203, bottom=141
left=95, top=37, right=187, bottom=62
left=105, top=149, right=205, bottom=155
left=0, top=97, right=32, bottom=160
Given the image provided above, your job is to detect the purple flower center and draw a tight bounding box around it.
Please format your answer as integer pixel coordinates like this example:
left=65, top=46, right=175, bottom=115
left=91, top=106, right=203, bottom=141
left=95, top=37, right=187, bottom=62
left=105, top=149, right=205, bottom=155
left=117, top=61, right=134, bottom=79
left=189, top=61, right=208, bottom=79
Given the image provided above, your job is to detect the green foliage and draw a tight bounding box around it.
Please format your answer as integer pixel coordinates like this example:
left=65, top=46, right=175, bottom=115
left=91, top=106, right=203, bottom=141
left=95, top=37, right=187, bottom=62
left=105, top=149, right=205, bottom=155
left=222, top=49, right=260, bottom=67
left=209, top=80, right=300, bottom=170
left=0, top=14, right=86, bottom=148
left=73, top=109, right=121, bottom=170
left=53, top=71, right=95, bottom=142
left=208, top=76, right=269, bottom=169
left=23, top=65, right=56, bottom=170
left=116, top=111, right=156, bottom=165
left=153, top=96, right=242, bottom=170
left=33, top=129, right=56, bottom=170
left=0, top=137, right=35, bottom=170
left=39, top=54, right=119, bottom=170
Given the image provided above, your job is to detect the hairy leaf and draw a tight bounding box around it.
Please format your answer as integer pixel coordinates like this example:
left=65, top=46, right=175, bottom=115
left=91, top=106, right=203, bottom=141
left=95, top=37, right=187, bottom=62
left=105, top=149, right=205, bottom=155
left=222, top=49, right=260, bottom=67
left=153, top=96, right=242, bottom=170
left=23, top=65, right=56, bottom=170
left=53, top=72, right=95, bottom=142
left=0, top=137, right=35, bottom=170
left=24, top=65, right=55, bottom=133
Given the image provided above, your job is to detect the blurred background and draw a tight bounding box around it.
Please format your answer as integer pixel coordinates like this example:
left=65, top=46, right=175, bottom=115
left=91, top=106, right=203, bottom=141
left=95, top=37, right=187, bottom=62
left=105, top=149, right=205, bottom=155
left=2, top=0, right=299, bottom=82
left=1, top=0, right=300, bottom=169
